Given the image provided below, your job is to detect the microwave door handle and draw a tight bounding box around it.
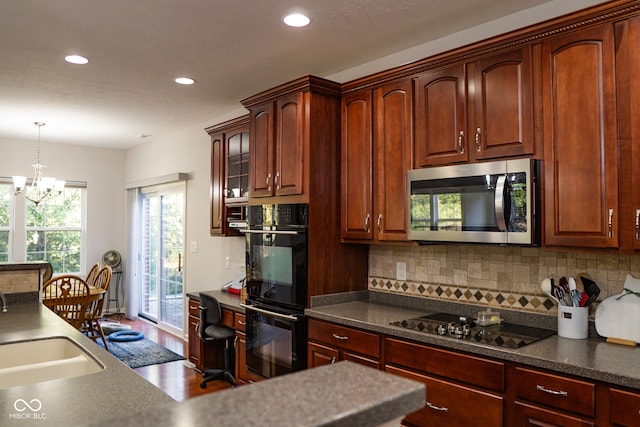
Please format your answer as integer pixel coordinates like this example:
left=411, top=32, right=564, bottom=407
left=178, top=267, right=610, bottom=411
left=494, top=175, right=508, bottom=231
left=240, top=229, right=300, bottom=236
left=241, top=303, right=299, bottom=321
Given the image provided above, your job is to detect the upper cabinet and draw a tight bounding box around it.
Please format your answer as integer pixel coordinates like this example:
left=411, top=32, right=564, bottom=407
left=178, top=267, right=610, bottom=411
left=629, top=16, right=640, bottom=251
left=414, top=47, right=535, bottom=167
left=542, top=23, right=619, bottom=248
left=241, top=75, right=342, bottom=204
left=341, top=80, right=412, bottom=243
left=205, top=115, right=249, bottom=236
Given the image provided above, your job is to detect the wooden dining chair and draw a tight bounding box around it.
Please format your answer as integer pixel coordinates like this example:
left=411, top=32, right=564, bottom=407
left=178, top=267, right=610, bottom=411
left=85, top=262, right=101, bottom=287
left=82, top=265, right=112, bottom=349
left=42, top=275, right=91, bottom=330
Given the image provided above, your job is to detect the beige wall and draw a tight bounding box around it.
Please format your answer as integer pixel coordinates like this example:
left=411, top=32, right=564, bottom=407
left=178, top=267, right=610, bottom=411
left=0, top=138, right=126, bottom=272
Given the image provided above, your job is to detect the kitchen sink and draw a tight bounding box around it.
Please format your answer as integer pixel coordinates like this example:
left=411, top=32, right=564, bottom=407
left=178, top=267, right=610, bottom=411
left=0, top=337, right=104, bottom=389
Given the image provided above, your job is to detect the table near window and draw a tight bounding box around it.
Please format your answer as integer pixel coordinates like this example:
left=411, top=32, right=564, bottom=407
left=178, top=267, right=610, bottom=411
left=42, top=275, right=105, bottom=330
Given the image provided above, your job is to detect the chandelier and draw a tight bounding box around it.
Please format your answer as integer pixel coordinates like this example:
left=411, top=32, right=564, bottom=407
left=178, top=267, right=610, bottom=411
left=13, top=122, right=65, bottom=206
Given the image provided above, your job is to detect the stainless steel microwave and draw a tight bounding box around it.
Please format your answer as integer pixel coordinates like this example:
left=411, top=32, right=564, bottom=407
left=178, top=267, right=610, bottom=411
left=408, top=158, right=538, bottom=245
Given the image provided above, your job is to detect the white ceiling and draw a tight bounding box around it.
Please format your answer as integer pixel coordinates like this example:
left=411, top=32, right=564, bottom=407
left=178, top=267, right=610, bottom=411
left=0, top=0, right=605, bottom=150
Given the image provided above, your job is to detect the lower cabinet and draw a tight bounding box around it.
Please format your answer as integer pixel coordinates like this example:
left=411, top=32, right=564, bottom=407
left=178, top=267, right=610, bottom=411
left=606, top=387, right=640, bottom=426
left=187, top=298, right=222, bottom=372
left=384, top=337, right=505, bottom=427
left=307, top=319, right=380, bottom=369
left=233, top=312, right=262, bottom=385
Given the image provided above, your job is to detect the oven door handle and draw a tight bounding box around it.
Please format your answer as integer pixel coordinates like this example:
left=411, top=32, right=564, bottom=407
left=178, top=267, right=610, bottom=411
left=241, top=303, right=300, bottom=321
left=240, top=229, right=300, bottom=236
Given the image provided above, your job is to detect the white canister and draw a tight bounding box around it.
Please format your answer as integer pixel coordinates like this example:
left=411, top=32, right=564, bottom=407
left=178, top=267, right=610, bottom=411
left=557, top=306, right=589, bottom=339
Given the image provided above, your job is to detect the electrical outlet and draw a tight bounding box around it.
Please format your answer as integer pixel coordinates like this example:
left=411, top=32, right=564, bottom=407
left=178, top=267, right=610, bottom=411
left=190, top=241, right=198, bottom=253
left=396, top=262, right=406, bottom=281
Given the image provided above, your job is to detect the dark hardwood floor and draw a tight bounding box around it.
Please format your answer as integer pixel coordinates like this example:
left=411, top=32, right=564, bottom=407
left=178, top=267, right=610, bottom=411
left=104, top=314, right=233, bottom=402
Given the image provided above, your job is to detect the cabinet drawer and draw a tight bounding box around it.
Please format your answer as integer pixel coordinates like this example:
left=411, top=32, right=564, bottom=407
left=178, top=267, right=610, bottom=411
left=386, top=365, right=503, bottom=427
left=513, top=366, right=594, bottom=417
left=234, top=312, right=247, bottom=333
left=609, top=388, right=640, bottom=426
left=385, top=337, right=505, bottom=392
left=220, top=308, right=234, bottom=329
left=308, top=319, right=380, bottom=358
left=188, top=298, right=200, bottom=317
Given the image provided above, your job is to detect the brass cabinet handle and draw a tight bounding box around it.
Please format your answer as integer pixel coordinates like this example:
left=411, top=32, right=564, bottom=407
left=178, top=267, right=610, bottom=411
left=475, top=127, right=482, bottom=152
left=458, top=130, right=465, bottom=154
left=266, top=173, right=272, bottom=192
left=536, top=384, right=568, bottom=397
left=364, top=214, right=371, bottom=233
left=608, top=208, right=614, bottom=238
left=635, top=209, right=640, bottom=240
left=274, top=171, right=280, bottom=190
left=377, top=214, right=383, bottom=234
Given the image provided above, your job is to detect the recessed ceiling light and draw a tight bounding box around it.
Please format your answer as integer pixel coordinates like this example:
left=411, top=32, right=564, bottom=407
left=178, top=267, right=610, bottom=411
left=65, top=54, right=89, bottom=65
left=175, top=77, right=195, bottom=85
left=283, top=13, right=310, bottom=27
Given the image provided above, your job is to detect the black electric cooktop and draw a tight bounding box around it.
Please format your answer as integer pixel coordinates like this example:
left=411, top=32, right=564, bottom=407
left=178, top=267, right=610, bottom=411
left=390, top=312, right=555, bottom=349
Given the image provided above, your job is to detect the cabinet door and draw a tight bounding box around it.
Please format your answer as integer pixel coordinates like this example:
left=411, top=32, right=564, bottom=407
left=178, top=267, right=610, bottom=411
left=249, top=102, right=275, bottom=198
left=341, top=90, right=373, bottom=240
left=210, top=133, right=224, bottom=235
left=514, top=402, right=594, bottom=427
left=386, top=365, right=503, bottom=427
left=188, top=314, right=201, bottom=368
left=472, top=47, right=534, bottom=159
left=414, top=64, right=468, bottom=166
left=373, top=80, right=412, bottom=241
left=629, top=17, right=640, bottom=250
left=542, top=23, right=618, bottom=247
left=275, top=91, right=305, bottom=196
left=308, top=341, right=339, bottom=368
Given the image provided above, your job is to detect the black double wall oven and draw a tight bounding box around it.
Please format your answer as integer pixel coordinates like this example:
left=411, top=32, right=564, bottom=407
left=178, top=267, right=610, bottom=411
left=242, top=204, right=308, bottom=379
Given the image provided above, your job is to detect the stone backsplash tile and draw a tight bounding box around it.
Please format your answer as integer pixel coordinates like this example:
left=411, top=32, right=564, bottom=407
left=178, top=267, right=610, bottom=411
left=369, top=245, right=640, bottom=317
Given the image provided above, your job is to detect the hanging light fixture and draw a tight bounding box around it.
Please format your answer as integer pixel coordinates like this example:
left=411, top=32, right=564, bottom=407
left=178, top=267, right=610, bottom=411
left=13, top=122, right=65, bottom=206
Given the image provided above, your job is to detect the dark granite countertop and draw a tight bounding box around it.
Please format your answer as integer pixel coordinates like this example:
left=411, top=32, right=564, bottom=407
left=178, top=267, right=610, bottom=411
left=87, top=361, right=425, bottom=427
left=0, top=261, right=49, bottom=271
left=0, top=303, right=176, bottom=426
left=306, top=291, right=640, bottom=390
left=186, top=289, right=244, bottom=313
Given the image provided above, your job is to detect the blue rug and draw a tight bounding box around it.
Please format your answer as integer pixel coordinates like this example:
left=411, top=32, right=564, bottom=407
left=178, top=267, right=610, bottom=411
left=97, top=335, right=185, bottom=369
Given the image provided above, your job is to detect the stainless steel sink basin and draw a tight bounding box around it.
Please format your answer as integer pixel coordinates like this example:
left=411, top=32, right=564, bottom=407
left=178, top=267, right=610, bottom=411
left=0, top=337, right=104, bottom=389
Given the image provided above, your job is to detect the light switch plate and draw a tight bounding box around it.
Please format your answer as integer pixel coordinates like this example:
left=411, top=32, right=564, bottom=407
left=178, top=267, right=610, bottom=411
left=396, top=262, right=406, bottom=281
left=190, top=241, right=198, bottom=253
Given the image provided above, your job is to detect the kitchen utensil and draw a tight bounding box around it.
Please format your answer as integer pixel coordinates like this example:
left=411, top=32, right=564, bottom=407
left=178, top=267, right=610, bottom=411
left=558, top=277, right=574, bottom=306
left=551, top=279, right=570, bottom=306
left=605, top=337, right=637, bottom=347
left=541, top=278, right=560, bottom=305
left=579, top=276, right=601, bottom=307
left=568, top=277, right=581, bottom=307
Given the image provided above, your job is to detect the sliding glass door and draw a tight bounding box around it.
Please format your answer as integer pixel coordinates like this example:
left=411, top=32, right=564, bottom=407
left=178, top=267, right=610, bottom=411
left=139, top=183, right=185, bottom=332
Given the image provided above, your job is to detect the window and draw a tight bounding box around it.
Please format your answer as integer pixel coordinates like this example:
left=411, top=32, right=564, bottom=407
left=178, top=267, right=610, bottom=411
left=1, top=179, right=86, bottom=274
left=0, top=183, right=11, bottom=262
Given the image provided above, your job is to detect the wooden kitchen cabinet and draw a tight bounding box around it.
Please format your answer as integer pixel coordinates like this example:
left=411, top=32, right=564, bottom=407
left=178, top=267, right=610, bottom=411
left=542, top=23, right=619, bottom=248
left=187, top=297, right=222, bottom=372
left=384, top=337, right=505, bottom=427
left=606, top=387, right=640, bottom=426
left=205, top=115, right=249, bottom=236
left=509, top=366, right=595, bottom=426
left=233, top=312, right=262, bottom=385
left=307, top=319, right=380, bottom=369
left=341, top=79, right=412, bottom=242
left=414, top=47, right=534, bottom=167
left=386, top=365, right=503, bottom=427
left=241, top=75, right=342, bottom=203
